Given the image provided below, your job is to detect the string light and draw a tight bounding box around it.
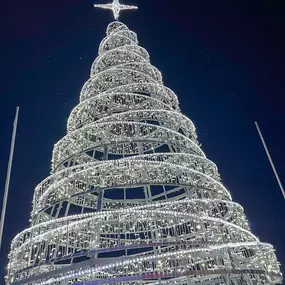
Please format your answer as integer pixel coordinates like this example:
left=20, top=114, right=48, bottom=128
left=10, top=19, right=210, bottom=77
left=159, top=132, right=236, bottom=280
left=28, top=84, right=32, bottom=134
left=6, top=18, right=282, bottom=285
left=94, top=0, right=138, bottom=21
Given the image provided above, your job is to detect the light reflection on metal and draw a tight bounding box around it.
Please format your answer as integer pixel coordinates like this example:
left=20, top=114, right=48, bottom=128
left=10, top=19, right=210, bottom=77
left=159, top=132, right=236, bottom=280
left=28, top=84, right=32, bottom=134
left=255, top=121, right=285, bottom=199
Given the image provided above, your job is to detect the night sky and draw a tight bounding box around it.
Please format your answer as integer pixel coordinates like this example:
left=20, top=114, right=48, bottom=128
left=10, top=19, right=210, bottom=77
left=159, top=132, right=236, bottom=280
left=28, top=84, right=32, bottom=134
left=0, top=0, right=284, bottom=283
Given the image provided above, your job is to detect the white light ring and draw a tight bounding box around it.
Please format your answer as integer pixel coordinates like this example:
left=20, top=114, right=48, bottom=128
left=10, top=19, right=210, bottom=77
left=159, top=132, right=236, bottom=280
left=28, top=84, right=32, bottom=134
left=68, top=109, right=197, bottom=145
left=11, top=205, right=256, bottom=257
left=80, top=68, right=162, bottom=102
left=113, top=29, right=138, bottom=43
left=10, top=232, right=263, bottom=276
left=34, top=153, right=219, bottom=203
left=10, top=246, right=282, bottom=285
left=20, top=241, right=274, bottom=285
left=95, top=109, right=196, bottom=138
left=107, top=21, right=129, bottom=36
left=52, top=138, right=201, bottom=172
left=69, top=188, right=240, bottom=215
left=67, top=94, right=174, bottom=132
left=91, top=45, right=150, bottom=75
left=94, top=44, right=149, bottom=66
left=12, top=266, right=281, bottom=285
left=35, top=156, right=220, bottom=208
left=99, top=30, right=140, bottom=55
left=35, top=160, right=231, bottom=215
left=90, top=82, right=179, bottom=109
left=106, top=62, right=163, bottom=83
left=13, top=198, right=245, bottom=249
left=52, top=121, right=205, bottom=170
left=34, top=174, right=228, bottom=217
left=99, top=34, right=137, bottom=55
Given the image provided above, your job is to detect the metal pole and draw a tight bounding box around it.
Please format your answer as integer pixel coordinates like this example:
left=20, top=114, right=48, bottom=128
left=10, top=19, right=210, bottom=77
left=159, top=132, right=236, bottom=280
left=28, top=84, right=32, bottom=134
left=0, top=106, right=19, bottom=252
left=255, top=121, right=285, bottom=199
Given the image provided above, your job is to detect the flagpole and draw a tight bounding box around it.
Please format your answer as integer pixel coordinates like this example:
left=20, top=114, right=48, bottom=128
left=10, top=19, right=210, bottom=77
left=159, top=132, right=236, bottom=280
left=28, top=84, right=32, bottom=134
left=0, top=107, right=19, bottom=252
left=255, top=121, right=285, bottom=199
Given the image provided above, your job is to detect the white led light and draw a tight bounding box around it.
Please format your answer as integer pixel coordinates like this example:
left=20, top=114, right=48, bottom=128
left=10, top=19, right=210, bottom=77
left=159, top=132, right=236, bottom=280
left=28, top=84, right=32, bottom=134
left=94, top=0, right=138, bottom=21
left=6, top=15, right=282, bottom=285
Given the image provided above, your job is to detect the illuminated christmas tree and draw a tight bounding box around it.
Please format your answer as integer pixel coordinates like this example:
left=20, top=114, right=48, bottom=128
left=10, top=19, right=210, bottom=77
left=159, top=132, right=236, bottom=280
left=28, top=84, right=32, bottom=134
left=7, top=2, right=282, bottom=285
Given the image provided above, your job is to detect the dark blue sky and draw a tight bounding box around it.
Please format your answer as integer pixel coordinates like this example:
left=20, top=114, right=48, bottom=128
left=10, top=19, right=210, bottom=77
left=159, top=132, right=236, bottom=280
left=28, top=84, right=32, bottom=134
left=0, top=0, right=284, bottom=282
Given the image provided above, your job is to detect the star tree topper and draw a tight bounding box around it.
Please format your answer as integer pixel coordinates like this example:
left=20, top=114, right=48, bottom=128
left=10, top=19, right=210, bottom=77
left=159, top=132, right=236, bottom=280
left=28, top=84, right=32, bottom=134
left=94, top=0, right=138, bottom=20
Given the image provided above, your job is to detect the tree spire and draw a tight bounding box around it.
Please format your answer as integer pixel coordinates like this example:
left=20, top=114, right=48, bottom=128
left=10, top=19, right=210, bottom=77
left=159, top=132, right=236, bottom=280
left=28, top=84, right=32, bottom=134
left=94, top=0, right=138, bottom=20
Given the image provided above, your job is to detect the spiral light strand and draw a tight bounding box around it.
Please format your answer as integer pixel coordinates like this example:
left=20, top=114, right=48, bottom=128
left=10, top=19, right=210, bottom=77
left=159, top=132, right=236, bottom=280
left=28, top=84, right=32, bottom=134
left=6, top=21, right=282, bottom=285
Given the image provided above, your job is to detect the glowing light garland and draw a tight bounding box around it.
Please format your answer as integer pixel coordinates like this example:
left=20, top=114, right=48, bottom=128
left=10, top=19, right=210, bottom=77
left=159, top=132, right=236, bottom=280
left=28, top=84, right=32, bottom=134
left=94, top=0, right=138, bottom=21
left=6, top=17, right=282, bottom=285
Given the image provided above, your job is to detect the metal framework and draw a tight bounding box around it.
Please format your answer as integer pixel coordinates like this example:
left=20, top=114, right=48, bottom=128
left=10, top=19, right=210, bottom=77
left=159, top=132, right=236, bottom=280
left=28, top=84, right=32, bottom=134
left=6, top=21, right=282, bottom=285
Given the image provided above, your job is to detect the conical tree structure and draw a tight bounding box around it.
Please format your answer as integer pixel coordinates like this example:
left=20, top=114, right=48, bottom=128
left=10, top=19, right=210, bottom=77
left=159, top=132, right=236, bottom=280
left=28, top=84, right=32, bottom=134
left=7, top=21, right=282, bottom=285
